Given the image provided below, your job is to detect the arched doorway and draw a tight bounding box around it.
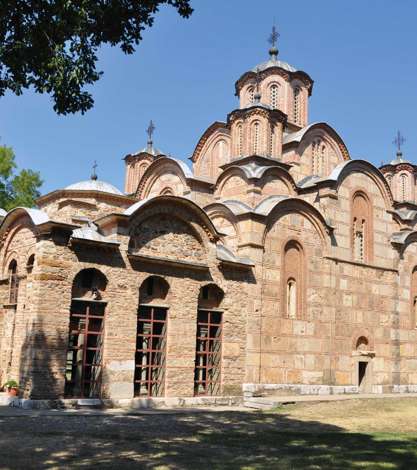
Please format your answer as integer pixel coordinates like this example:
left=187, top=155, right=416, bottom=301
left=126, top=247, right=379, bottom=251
left=354, top=336, right=373, bottom=393
left=134, top=276, right=169, bottom=397
left=194, top=284, right=224, bottom=396
left=64, top=269, right=107, bottom=398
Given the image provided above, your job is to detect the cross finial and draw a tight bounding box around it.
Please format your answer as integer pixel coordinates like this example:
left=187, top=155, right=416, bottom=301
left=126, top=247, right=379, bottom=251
left=393, top=130, right=405, bottom=155
left=91, top=160, right=98, bottom=181
left=146, top=120, right=155, bottom=147
left=268, top=23, right=280, bottom=59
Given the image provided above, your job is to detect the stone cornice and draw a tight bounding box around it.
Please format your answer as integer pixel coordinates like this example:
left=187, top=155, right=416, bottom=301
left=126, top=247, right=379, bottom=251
left=36, top=189, right=136, bottom=207
left=220, top=155, right=291, bottom=172
left=227, top=106, right=287, bottom=125
left=380, top=163, right=417, bottom=174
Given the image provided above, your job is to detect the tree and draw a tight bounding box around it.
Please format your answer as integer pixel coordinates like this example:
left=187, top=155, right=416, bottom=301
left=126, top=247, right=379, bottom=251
left=0, top=0, right=193, bottom=115
left=0, top=146, right=43, bottom=211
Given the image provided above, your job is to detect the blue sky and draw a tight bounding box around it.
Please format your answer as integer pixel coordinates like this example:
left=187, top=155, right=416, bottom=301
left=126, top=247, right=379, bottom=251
left=1, top=0, right=417, bottom=194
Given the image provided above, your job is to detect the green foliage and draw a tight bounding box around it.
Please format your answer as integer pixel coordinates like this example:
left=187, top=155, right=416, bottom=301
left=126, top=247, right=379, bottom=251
left=0, top=146, right=42, bottom=211
left=0, top=0, right=193, bottom=114
left=3, top=379, right=19, bottom=389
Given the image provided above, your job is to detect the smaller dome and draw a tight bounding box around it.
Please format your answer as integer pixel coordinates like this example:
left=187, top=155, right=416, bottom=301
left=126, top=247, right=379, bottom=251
left=390, top=152, right=410, bottom=165
left=252, top=58, right=297, bottom=74
left=132, top=143, right=164, bottom=157
left=65, top=179, right=123, bottom=195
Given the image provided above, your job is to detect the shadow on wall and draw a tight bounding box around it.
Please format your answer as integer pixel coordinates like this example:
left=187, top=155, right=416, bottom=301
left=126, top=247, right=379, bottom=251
left=0, top=411, right=416, bottom=468
left=19, top=318, right=67, bottom=399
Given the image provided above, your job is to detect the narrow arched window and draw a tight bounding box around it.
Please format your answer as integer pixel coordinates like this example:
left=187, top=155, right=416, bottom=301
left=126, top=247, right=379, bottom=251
left=320, top=144, right=326, bottom=175
left=8, top=260, right=18, bottom=305
left=386, top=174, right=392, bottom=188
left=293, top=86, right=301, bottom=123
left=411, top=267, right=417, bottom=329
left=270, top=84, right=279, bottom=109
left=26, top=254, right=35, bottom=274
left=236, top=123, right=243, bottom=156
left=400, top=174, right=408, bottom=202
left=282, top=240, right=304, bottom=319
left=252, top=122, right=260, bottom=155
left=353, top=218, right=364, bottom=262
left=352, top=192, right=372, bottom=263
left=286, top=279, right=297, bottom=319
left=247, top=87, right=254, bottom=105
left=311, top=140, right=319, bottom=175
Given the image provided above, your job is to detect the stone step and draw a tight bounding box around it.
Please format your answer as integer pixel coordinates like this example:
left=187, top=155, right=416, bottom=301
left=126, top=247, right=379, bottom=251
left=243, top=397, right=282, bottom=410
left=0, top=392, right=18, bottom=407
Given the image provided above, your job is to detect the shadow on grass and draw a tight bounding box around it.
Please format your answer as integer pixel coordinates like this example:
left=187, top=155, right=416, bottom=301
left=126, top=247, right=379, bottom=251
left=0, top=410, right=416, bottom=469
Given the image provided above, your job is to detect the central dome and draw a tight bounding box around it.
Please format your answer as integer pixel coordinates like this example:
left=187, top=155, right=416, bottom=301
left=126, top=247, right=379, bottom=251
left=65, top=179, right=123, bottom=195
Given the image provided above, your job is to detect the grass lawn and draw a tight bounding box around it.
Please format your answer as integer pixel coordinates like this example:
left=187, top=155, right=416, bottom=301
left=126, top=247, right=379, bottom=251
left=1, top=397, right=417, bottom=469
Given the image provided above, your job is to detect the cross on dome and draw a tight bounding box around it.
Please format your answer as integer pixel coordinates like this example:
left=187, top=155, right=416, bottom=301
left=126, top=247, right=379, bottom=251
left=268, top=24, right=280, bottom=59
left=393, top=130, right=405, bottom=155
left=147, top=120, right=155, bottom=148
left=91, top=160, right=98, bottom=181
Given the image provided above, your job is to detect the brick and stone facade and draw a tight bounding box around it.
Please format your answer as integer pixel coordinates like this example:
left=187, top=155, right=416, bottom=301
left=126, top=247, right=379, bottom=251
left=1, top=45, right=417, bottom=401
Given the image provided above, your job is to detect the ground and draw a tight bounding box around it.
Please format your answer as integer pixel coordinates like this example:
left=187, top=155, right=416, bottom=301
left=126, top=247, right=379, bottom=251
left=1, top=397, right=417, bottom=469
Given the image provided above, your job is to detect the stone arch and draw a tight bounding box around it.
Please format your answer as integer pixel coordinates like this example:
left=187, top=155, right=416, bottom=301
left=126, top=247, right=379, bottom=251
left=258, top=167, right=297, bottom=197
left=126, top=195, right=220, bottom=246
left=198, top=283, right=225, bottom=310
left=139, top=275, right=170, bottom=305
left=299, top=129, right=343, bottom=178
left=159, top=187, right=174, bottom=196
left=332, top=160, right=394, bottom=209
left=71, top=268, right=108, bottom=300
left=135, top=157, right=191, bottom=200
left=204, top=203, right=240, bottom=251
left=351, top=330, right=374, bottom=351
left=214, top=166, right=250, bottom=201
left=191, top=124, right=231, bottom=180
left=261, top=197, right=332, bottom=248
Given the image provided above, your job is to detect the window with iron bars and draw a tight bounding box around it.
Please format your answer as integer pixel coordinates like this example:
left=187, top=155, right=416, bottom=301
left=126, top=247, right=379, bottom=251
left=194, top=310, right=222, bottom=396
left=134, top=306, right=167, bottom=397
left=64, top=300, right=105, bottom=398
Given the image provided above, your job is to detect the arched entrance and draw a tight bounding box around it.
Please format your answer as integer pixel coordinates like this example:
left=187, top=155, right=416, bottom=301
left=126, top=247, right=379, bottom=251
left=354, top=336, right=374, bottom=393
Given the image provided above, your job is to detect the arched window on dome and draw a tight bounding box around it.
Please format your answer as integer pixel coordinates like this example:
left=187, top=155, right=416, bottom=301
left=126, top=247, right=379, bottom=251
left=352, top=192, right=373, bottom=263
left=320, top=144, right=327, bottom=175
left=252, top=122, right=260, bottom=155
left=236, top=123, right=243, bottom=156
left=385, top=174, right=393, bottom=189
left=247, top=87, right=255, bottom=106
left=269, top=124, right=274, bottom=157
left=293, top=86, right=301, bottom=124
left=400, top=174, right=408, bottom=202
left=269, top=84, right=279, bottom=109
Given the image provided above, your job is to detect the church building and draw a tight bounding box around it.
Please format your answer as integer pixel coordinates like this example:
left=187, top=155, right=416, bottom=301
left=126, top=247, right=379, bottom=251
left=1, top=30, right=417, bottom=403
